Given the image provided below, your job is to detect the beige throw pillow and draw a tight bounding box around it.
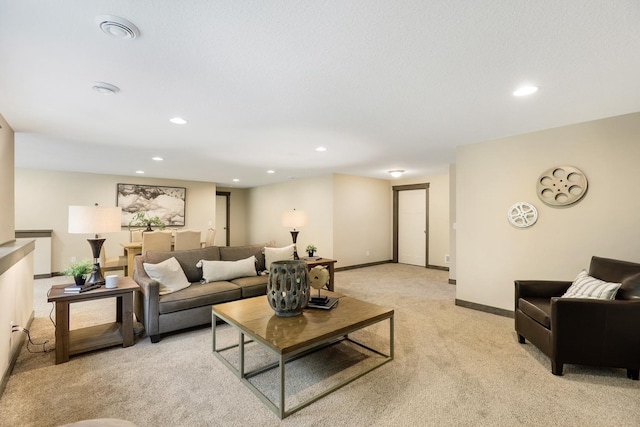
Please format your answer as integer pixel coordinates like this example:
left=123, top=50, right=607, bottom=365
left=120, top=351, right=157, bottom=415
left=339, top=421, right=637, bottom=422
left=143, top=257, right=191, bottom=295
left=562, top=270, right=621, bottom=300
left=196, top=256, right=257, bottom=283
left=264, top=244, right=295, bottom=270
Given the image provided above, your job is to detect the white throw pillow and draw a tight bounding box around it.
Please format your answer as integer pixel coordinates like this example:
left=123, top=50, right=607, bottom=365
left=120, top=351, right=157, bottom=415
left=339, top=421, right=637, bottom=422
left=143, top=257, right=191, bottom=296
left=562, top=270, right=621, bottom=300
left=197, top=256, right=257, bottom=283
left=264, top=244, right=295, bottom=270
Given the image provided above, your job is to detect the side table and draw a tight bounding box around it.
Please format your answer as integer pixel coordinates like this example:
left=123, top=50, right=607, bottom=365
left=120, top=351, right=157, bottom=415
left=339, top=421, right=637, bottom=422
left=303, top=257, right=337, bottom=291
left=47, top=276, right=139, bottom=364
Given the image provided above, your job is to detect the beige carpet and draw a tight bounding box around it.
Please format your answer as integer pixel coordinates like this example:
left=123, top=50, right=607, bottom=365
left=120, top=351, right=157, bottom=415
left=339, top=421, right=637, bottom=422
left=1, top=264, right=639, bottom=426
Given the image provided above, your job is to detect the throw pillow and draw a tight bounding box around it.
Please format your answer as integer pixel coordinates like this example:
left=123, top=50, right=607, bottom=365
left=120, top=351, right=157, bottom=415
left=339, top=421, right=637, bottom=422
left=264, top=244, right=295, bottom=270
left=143, top=257, right=191, bottom=296
left=196, top=255, right=257, bottom=283
left=561, top=270, right=622, bottom=300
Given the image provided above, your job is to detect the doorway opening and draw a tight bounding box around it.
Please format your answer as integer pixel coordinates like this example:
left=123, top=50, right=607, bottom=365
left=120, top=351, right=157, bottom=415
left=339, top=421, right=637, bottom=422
left=392, top=183, right=429, bottom=267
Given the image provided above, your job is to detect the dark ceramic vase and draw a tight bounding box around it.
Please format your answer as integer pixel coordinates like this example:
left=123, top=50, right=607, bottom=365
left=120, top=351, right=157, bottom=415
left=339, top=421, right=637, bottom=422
left=267, top=260, right=310, bottom=317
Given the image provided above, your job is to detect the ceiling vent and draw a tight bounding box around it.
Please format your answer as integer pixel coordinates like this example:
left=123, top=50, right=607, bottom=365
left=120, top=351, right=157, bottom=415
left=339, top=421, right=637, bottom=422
left=96, top=15, right=140, bottom=40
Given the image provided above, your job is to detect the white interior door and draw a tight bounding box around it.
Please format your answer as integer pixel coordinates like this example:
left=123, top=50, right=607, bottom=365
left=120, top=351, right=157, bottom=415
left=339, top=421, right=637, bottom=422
left=398, top=189, right=427, bottom=266
left=215, top=195, right=228, bottom=246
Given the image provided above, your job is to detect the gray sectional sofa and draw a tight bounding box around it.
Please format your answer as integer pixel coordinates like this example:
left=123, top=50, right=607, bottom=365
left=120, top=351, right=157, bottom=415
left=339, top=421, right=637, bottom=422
left=133, top=244, right=269, bottom=342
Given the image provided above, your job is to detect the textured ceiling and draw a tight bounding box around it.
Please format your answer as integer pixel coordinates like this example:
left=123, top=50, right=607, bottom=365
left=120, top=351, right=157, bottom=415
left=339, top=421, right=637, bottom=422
left=1, top=1, right=639, bottom=187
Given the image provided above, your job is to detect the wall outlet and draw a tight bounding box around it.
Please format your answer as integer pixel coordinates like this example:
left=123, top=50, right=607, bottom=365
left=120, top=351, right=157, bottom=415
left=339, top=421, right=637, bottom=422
left=445, top=255, right=450, bottom=263
left=366, top=250, right=370, bottom=257
left=9, top=322, right=16, bottom=348
left=70, top=256, right=77, bottom=263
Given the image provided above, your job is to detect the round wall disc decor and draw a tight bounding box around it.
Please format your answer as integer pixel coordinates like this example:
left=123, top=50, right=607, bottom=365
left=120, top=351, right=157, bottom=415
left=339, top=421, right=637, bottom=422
left=508, top=202, right=538, bottom=228
left=536, top=165, right=588, bottom=206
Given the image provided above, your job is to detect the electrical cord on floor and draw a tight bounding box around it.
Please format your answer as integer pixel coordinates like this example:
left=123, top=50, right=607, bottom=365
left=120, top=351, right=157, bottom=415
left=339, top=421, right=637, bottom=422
left=12, top=325, right=54, bottom=353
left=46, top=287, right=56, bottom=327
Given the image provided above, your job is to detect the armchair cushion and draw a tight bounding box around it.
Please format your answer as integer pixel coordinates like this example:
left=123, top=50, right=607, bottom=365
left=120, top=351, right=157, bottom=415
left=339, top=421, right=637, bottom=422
left=519, top=297, right=551, bottom=328
left=562, top=270, right=621, bottom=300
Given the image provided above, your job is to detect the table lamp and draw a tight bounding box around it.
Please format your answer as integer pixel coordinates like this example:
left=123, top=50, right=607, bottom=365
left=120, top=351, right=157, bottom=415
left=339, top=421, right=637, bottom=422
left=282, top=208, right=307, bottom=260
left=68, top=204, right=122, bottom=287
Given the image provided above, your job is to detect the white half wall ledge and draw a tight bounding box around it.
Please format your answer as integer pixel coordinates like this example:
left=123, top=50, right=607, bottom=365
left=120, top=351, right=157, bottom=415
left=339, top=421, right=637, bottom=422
left=0, top=239, right=35, bottom=277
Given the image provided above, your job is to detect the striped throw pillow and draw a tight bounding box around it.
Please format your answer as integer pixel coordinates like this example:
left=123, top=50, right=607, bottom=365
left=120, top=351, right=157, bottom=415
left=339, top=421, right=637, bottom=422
left=562, top=270, right=621, bottom=300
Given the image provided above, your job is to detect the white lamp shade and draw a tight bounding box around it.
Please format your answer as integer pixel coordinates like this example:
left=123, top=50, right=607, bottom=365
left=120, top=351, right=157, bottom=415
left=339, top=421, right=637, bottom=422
left=68, top=205, right=122, bottom=234
left=282, top=209, right=307, bottom=229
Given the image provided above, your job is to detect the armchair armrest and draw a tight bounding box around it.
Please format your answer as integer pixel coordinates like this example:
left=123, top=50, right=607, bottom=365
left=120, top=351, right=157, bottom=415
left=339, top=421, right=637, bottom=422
left=514, top=280, right=573, bottom=309
left=551, top=297, right=640, bottom=365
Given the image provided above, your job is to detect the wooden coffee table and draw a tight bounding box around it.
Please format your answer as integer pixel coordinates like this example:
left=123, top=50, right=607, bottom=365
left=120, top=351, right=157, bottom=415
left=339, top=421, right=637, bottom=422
left=211, top=292, right=394, bottom=418
left=47, top=276, right=139, bottom=364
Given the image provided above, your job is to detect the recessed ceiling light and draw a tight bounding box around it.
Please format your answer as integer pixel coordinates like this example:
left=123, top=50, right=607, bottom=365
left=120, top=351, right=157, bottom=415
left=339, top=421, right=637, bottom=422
left=169, top=117, right=187, bottom=125
left=232, top=178, right=240, bottom=182
left=152, top=157, right=164, bottom=161
left=389, top=170, right=404, bottom=178
left=96, top=15, right=140, bottom=39
left=267, top=170, right=275, bottom=174
left=513, top=85, right=539, bottom=97
left=92, top=82, right=120, bottom=95
left=315, top=147, right=327, bottom=152
left=136, top=170, right=144, bottom=174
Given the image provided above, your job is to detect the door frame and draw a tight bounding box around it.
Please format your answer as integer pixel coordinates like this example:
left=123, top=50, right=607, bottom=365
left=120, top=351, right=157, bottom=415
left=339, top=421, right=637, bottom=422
left=216, top=191, right=230, bottom=246
left=392, top=183, right=429, bottom=266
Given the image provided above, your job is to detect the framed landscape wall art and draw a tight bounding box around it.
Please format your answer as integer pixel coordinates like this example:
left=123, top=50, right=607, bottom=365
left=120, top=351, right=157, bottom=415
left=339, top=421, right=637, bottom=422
left=117, top=183, right=186, bottom=227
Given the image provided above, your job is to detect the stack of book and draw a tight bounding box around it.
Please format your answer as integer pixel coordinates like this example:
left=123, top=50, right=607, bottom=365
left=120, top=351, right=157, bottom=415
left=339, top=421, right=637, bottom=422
left=64, top=283, right=102, bottom=294
left=307, top=295, right=339, bottom=310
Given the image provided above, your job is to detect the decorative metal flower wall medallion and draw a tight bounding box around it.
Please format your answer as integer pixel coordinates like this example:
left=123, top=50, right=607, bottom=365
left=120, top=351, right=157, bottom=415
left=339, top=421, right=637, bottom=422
left=536, top=166, right=588, bottom=206
left=508, top=202, right=538, bottom=228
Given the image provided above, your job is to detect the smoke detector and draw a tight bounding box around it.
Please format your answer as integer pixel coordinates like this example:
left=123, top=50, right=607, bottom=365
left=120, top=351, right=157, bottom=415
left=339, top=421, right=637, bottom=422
left=96, top=15, right=140, bottom=39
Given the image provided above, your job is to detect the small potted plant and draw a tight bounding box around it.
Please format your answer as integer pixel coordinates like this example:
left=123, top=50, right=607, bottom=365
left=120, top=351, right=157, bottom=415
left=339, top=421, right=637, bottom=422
left=62, top=259, right=93, bottom=287
left=305, top=244, right=317, bottom=258
left=128, top=211, right=166, bottom=231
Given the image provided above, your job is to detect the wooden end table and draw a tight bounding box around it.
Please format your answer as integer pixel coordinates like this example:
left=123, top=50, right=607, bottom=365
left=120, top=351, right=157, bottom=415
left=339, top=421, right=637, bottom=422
left=303, top=257, right=337, bottom=291
left=47, top=276, right=139, bottom=364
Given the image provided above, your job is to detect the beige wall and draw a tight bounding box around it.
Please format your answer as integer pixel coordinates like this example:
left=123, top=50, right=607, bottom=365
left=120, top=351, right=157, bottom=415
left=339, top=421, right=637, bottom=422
left=456, top=112, right=640, bottom=311
left=333, top=174, right=391, bottom=266
left=0, top=114, right=14, bottom=245
left=15, top=169, right=217, bottom=273
left=247, top=175, right=334, bottom=259
left=0, top=115, right=33, bottom=390
left=449, top=164, right=457, bottom=281
left=247, top=173, right=393, bottom=268
left=394, top=173, right=450, bottom=268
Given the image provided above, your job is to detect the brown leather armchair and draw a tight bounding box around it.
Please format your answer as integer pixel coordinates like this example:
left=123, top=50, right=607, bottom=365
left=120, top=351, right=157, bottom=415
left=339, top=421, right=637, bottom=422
left=514, top=256, right=640, bottom=380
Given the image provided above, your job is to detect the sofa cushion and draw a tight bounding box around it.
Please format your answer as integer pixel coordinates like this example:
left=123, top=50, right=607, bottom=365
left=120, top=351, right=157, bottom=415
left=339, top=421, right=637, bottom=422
left=197, top=256, right=258, bottom=283
left=618, top=272, right=640, bottom=300
left=219, top=244, right=266, bottom=272
left=145, top=246, right=221, bottom=283
left=519, top=297, right=551, bottom=328
left=143, top=257, right=191, bottom=296
left=562, top=270, right=621, bottom=300
left=264, top=244, right=295, bottom=270
left=231, top=274, right=269, bottom=298
left=158, top=281, right=242, bottom=314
